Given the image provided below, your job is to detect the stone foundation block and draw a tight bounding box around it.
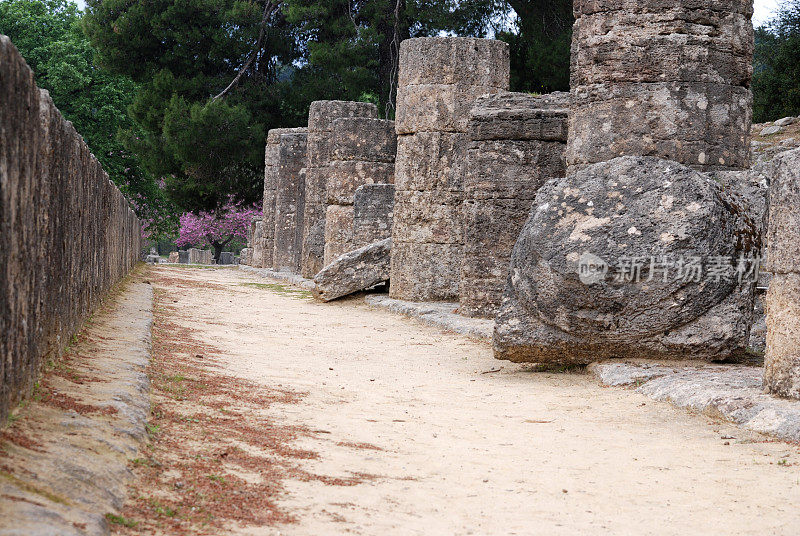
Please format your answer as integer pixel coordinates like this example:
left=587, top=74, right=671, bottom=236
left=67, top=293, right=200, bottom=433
left=389, top=241, right=463, bottom=301
left=331, top=118, right=397, bottom=163
left=326, top=161, right=395, bottom=205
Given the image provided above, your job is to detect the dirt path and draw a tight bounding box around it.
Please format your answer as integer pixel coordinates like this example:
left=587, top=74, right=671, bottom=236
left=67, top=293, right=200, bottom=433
left=137, top=266, right=800, bottom=536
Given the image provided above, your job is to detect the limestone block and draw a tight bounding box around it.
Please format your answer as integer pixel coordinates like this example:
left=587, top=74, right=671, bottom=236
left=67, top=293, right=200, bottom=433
left=764, top=148, right=800, bottom=274
left=308, top=100, right=378, bottom=133
left=168, top=252, right=179, bottom=263
left=468, top=92, right=570, bottom=142
left=251, top=220, right=264, bottom=268
left=461, top=197, right=536, bottom=317
left=389, top=241, right=463, bottom=301
left=218, top=252, right=235, bottom=265
left=395, top=83, right=505, bottom=134
left=764, top=274, right=800, bottom=399
left=353, top=184, right=395, bottom=247
left=326, top=161, right=395, bottom=205
left=463, top=139, right=566, bottom=200
left=394, top=132, right=468, bottom=193
left=273, top=133, right=307, bottom=272
left=572, top=11, right=753, bottom=87
left=493, top=156, right=757, bottom=364
left=398, top=37, right=510, bottom=88
left=331, top=118, right=397, bottom=163
left=240, top=248, right=251, bottom=266
left=324, top=205, right=355, bottom=266
left=392, top=190, right=464, bottom=245
left=314, top=238, right=391, bottom=302
left=572, top=0, right=754, bottom=18
left=179, top=250, right=189, bottom=264
left=567, top=82, right=752, bottom=171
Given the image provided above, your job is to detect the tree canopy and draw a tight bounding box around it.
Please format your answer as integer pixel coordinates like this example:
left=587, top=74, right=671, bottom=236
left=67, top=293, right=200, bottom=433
left=753, top=1, right=800, bottom=122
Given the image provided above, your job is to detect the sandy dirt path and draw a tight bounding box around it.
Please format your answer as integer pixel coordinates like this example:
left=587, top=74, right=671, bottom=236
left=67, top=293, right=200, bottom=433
left=153, top=266, right=800, bottom=536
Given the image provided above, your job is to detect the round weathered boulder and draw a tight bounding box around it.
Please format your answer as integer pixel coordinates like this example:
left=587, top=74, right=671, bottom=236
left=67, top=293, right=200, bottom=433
left=494, top=156, right=758, bottom=363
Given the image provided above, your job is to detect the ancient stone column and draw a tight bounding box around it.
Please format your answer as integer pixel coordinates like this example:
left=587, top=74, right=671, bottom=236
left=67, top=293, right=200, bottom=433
left=391, top=37, right=510, bottom=301
left=263, top=127, right=307, bottom=269
left=764, top=148, right=800, bottom=399
left=301, top=101, right=378, bottom=278
left=323, top=118, right=396, bottom=265
left=460, top=92, right=569, bottom=318
left=567, top=0, right=754, bottom=172
left=273, top=131, right=308, bottom=272
left=250, top=219, right=264, bottom=268
left=353, top=184, right=395, bottom=247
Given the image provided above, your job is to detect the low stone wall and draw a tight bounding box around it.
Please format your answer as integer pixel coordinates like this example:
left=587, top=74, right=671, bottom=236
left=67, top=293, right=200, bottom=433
left=0, top=36, right=142, bottom=422
left=460, top=91, right=569, bottom=318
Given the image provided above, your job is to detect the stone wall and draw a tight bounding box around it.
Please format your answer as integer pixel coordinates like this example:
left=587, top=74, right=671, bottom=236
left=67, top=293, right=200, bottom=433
left=301, top=101, right=378, bottom=278
left=764, top=148, right=800, bottom=399
left=324, top=118, right=396, bottom=265
left=263, top=128, right=307, bottom=269
left=567, top=0, right=754, bottom=171
left=0, top=36, right=142, bottom=422
left=273, top=131, right=308, bottom=272
left=391, top=37, right=510, bottom=301
left=460, top=92, right=569, bottom=318
left=353, top=184, right=395, bottom=247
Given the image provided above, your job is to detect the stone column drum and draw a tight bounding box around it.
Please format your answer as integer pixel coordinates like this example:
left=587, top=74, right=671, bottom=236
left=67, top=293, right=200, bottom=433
left=301, top=101, right=378, bottom=278
left=391, top=37, right=510, bottom=301
left=353, top=184, right=396, bottom=247
left=273, top=131, right=308, bottom=272
left=764, top=148, right=800, bottom=399
left=567, top=0, right=754, bottom=172
left=263, top=127, right=307, bottom=268
left=460, top=91, right=569, bottom=318
left=324, top=117, right=396, bottom=265
left=250, top=219, right=264, bottom=268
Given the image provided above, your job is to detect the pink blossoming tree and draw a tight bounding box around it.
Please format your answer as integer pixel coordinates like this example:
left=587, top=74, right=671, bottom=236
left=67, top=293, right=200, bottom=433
left=176, top=203, right=261, bottom=261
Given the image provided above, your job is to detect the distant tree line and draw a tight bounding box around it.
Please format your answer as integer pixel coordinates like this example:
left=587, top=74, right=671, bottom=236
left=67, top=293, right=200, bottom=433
left=754, top=1, right=800, bottom=122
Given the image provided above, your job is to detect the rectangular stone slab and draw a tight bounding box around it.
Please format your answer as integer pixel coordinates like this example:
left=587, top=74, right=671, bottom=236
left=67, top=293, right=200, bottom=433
left=314, top=238, right=391, bottom=302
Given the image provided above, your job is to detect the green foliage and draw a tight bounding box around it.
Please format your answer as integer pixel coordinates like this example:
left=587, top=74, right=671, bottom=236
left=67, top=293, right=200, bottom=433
left=83, top=0, right=300, bottom=213
left=753, top=2, right=800, bottom=122
left=0, top=0, right=179, bottom=239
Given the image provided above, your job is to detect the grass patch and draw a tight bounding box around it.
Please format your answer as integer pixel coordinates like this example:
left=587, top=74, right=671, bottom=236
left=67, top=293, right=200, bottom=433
left=239, top=282, right=312, bottom=300
left=105, top=513, right=139, bottom=527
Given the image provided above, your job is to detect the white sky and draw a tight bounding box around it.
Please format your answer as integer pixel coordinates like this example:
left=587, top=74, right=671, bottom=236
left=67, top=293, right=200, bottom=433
left=73, top=0, right=782, bottom=26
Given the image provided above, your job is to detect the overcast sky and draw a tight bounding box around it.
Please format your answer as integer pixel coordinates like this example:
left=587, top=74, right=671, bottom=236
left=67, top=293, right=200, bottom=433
left=72, top=0, right=783, bottom=26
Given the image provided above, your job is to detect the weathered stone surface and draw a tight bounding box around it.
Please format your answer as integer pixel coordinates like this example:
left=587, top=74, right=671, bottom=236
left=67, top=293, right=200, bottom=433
left=146, top=254, right=161, bottom=264
left=396, top=83, right=507, bottom=134
left=567, top=82, right=752, bottom=171
left=302, top=101, right=378, bottom=278
left=331, top=118, right=396, bottom=163
left=392, top=190, right=464, bottom=244
left=461, top=197, right=537, bottom=317
left=390, top=241, right=463, bottom=301
left=394, top=132, right=468, bottom=193
left=313, top=238, right=392, bottom=302
left=398, top=37, right=510, bottom=89
left=326, top=161, right=395, bottom=205
left=251, top=219, right=264, bottom=268
left=240, top=248, right=251, bottom=266
left=567, top=0, right=754, bottom=172
left=218, top=252, right=235, bottom=265
left=493, top=156, right=757, bottom=364
left=764, top=148, right=800, bottom=274
left=459, top=92, right=569, bottom=318
left=179, top=250, right=190, bottom=264
left=571, top=11, right=753, bottom=87
left=264, top=127, right=307, bottom=269
left=353, top=184, right=395, bottom=247
left=391, top=37, right=510, bottom=302
left=323, top=205, right=355, bottom=266
left=168, top=252, right=179, bottom=263
left=0, top=36, right=141, bottom=421
left=274, top=133, right=307, bottom=272
left=468, top=91, right=569, bottom=142
left=764, top=274, right=800, bottom=398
